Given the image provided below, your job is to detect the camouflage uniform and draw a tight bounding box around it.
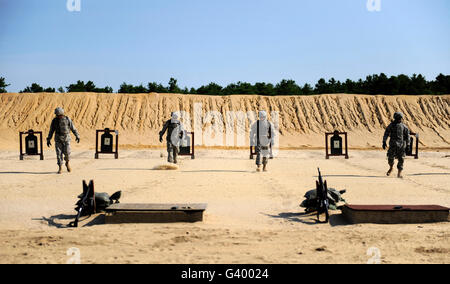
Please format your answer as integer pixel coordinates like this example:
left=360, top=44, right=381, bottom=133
left=159, top=114, right=184, bottom=164
left=383, top=115, right=410, bottom=171
left=250, top=111, right=275, bottom=170
left=47, top=116, right=80, bottom=166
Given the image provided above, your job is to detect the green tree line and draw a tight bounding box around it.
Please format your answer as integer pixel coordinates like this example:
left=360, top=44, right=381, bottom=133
left=1, top=74, right=449, bottom=95
left=15, top=80, right=113, bottom=94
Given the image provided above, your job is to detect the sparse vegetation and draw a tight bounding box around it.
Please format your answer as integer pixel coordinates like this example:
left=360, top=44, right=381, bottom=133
left=0, top=77, right=10, bottom=93
left=65, top=80, right=113, bottom=93
left=20, top=83, right=55, bottom=93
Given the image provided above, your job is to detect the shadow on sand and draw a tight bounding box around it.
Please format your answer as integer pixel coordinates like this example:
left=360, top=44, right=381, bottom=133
left=99, top=168, right=151, bottom=171
left=33, top=214, right=105, bottom=228
left=181, top=170, right=251, bottom=173
left=263, top=211, right=350, bottom=227
left=0, top=171, right=55, bottom=175
left=324, top=174, right=389, bottom=179
left=408, top=173, right=450, bottom=176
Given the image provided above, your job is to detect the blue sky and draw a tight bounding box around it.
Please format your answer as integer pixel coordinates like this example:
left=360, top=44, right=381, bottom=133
left=0, top=0, right=449, bottom=92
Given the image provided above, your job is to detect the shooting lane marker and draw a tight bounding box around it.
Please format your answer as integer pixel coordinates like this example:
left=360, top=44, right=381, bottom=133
left=105, top=203, right=207, bottom=224
left=342, top=205, right=449, bottom=224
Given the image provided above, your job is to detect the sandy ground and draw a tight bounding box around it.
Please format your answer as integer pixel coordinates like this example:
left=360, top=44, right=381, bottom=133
left=0, top=149, right=449, bottom=264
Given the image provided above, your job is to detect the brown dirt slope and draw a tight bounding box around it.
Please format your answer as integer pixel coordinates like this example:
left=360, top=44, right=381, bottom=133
left=0, top=93, right=448, bottom=149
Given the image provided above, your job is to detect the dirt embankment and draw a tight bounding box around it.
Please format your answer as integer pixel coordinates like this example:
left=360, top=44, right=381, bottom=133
left=0, top=93, right=448, bottom=149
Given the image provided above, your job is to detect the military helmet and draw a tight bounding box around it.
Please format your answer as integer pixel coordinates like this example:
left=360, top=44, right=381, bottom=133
left=394, top=112, right=403, bottom=120
left=54, top=107, right=64, bottom=116
left=171, top=112, right=179, bottom=120
left=259, top=111, right=267, bottom=120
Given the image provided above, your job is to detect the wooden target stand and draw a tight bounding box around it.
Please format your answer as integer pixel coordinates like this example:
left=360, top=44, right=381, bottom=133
left=325, top=131, right=349, bottom=159
left=19, top=129, right=44, bottom=160
left=95, top=128, right=119, bottom=159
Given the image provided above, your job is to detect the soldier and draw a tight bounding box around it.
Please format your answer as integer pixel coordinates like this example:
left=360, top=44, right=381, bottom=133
left=383, top=112, right=410, bottom=178
left=250, top=111, right=276, bottom=172
left=47, top=107, right=80, bottom=174
left=159, top=112, right=184, bottom=164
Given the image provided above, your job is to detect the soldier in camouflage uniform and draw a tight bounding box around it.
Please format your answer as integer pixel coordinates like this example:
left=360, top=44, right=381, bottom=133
left=383, top=112, right=410, bottom=178
left=47, top=107, right=80, bottom=174
left=250, top=111, right=276, bottom=172
left=159, top=112, right=184, bottom=164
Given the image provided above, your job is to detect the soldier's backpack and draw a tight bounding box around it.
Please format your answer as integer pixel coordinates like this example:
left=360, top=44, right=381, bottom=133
left=74, top=190, right=122, bottom=216
left=300, top=188, right=346, bottom=212
left=94, top=191, right=122, bottom=212
left=70, top=180, right=122, bottom=228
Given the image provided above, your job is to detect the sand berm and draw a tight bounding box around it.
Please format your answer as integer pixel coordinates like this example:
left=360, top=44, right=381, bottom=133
left=0, top=92, right=449, bottom=150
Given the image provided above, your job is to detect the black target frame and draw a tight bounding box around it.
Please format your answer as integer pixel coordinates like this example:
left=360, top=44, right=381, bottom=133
left=406, top=132, right=419, bottom=159
left=325, top=131, right=349, bottom=159
left=19, top=130, right=44, bottom=160
left=178, top=131, right=195, bottom=159
left=95, top=128, right=119, bottom=159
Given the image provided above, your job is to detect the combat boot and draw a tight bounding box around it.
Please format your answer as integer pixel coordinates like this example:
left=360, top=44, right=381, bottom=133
left=66, top=161, right=71, bottom=173
left=386, top=166, right=393, bottom=176
left=397, top=170, right=403, bottom=179
left=57, top=165, right=62, bottom=174
left=173, top=150, right=178, bottom=164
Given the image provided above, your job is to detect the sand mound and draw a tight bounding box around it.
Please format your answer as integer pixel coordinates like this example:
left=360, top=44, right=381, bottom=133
left=0, top=92, right=448, bottom=149
left=153, top=163, right=179, bottom=170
